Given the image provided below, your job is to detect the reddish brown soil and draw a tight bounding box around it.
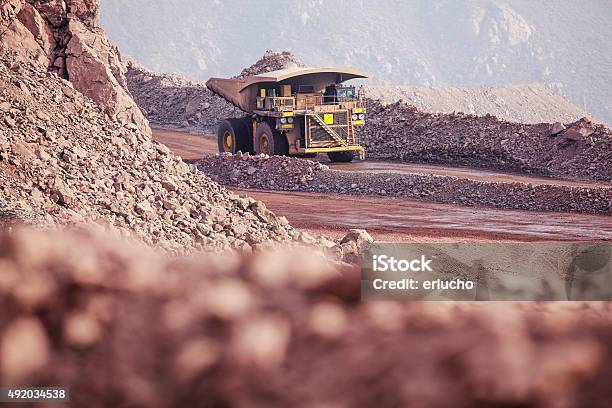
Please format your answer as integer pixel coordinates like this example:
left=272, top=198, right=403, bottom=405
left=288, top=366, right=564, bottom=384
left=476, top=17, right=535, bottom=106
left=153, top=128, right=611, bottom=242
left=152, top=127, right=218, bottom=160
left=232, top=188, right=612, bottom=242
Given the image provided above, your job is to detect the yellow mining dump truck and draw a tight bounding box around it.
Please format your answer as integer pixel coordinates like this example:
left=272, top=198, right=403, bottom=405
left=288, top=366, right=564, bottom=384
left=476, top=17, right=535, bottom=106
left=206, top=67, right=368, bottom=162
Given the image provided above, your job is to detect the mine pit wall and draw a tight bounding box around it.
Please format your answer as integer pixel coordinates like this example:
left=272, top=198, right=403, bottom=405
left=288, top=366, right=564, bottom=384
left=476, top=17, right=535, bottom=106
left=1, top=0, right=150, bottom=134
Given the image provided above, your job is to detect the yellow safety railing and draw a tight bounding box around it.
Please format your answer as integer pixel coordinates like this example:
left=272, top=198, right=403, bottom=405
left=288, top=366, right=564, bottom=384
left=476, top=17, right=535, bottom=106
left=310, top=114, right=348, bottom=146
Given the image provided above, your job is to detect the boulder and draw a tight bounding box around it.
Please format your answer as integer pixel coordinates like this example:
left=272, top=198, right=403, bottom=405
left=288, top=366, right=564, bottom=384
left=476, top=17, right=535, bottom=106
left=339, top=229, right=373, bottom=248
left=161, top=177, right=178, bottom=192
left=250, top=201, right=271, bottom=222
left=549, top=122, right=565, bottom=136
left=11, top=140, right=35, bottom=160
left=32, top=0, right=67, bottom=27
left=563, top=126, right=593, bottom=141
left=50, top=187, right=75, bottom=207
left=210, top=207, right=227, bottom=223
left=135, top=200, right=154, bottom=219
left=4, top=116, right=16, bottom=129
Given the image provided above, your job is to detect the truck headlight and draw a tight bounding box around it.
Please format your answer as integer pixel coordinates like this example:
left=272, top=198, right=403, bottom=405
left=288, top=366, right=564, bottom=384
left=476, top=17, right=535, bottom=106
left=358, top=113, right=365, bottom=120
left=351, top=114, right=358, bottom=121
left=287, top=117, right=294, bottom=124
left=280, top=117, right=287, bottom=124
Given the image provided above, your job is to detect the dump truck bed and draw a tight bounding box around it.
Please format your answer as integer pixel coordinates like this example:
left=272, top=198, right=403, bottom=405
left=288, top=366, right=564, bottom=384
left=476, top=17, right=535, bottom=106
left=206, top=67, right=368, bottom=113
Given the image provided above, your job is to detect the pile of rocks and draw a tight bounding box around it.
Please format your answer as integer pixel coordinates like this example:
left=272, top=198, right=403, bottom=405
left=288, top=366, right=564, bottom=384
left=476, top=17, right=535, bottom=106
left=199, top=153, right=612, bottom=215
left=361, top=100, right=612, bottom=182
left=235, top=50, right=306, bottom=78
left=125, top=60, right=240, bottom=132
left=200, top=152, right=328, bottom=189
left=1, top=227, right=611, bottom=407
left=0, top=0, right=149, bottom=133
left=125, top=50, right=307, bottom=133
left=0, top=57, right=300, bottom=254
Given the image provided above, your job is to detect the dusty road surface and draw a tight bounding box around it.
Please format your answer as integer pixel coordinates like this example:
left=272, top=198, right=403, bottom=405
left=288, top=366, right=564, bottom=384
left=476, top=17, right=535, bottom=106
left=232, top=188, right=612, bottom=242
left=153, top=128, right=611, bottom=242
left=152, top=128, right=218, bottom=160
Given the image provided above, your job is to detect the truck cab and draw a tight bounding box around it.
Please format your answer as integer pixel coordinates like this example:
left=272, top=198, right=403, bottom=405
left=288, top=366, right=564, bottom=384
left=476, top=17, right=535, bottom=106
left=324, top=84, right=357, bottom=103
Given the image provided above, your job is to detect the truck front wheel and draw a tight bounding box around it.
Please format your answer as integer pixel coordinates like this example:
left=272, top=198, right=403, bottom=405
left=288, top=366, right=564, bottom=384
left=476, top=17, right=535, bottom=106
left=327, top=151, right=354, bottom=163
left=217, top=118, right=251, bottom=154
left=255, top=122, right=288, bottom=156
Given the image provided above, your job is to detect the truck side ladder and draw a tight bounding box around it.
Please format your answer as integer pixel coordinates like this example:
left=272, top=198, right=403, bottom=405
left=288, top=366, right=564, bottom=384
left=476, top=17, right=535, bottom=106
left=309, top=113, right=348, bottom=146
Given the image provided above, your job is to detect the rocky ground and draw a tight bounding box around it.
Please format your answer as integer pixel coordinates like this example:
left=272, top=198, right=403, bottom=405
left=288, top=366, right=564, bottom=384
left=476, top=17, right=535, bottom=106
left=361, top=100, right=612, bottom=183
left=125, top=59, right=240, bottom=132
left=0, top=56, right=375, bottom=261
left=0, top=56, right=301, bottom=254
left=2, top=7, right=611, bottom=406
left=1, top=227, right=611, bottom=407
left=0, top=4, right=378, bottom=261
left=199, top=153, right=612, bottom=215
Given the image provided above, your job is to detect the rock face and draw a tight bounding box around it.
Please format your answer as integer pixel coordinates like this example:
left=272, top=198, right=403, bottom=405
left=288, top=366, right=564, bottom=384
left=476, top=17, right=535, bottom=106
left=1, top=227, right=612, bottom=407
left=0, top=0, right=149, bottom=133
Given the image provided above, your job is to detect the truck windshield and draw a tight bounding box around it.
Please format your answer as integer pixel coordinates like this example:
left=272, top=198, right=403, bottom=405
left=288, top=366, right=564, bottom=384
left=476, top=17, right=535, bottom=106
left=337, top=87, right=355, bottom=100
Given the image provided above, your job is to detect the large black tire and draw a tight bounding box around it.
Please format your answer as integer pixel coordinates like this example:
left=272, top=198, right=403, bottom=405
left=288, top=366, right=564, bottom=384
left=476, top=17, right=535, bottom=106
left=254, top=121, right=289, bottom=156
left=327, top=151, right=354, bottom=163
left=217, top=118, right=251, bottom=154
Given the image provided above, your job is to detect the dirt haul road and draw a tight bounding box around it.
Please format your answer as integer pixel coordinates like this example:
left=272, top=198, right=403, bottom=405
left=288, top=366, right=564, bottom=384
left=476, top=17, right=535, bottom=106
left=153, top=128, right=612, bottom=242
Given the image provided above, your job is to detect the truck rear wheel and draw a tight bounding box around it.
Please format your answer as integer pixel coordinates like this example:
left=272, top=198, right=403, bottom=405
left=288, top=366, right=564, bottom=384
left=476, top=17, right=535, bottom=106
left=217, top=118, right=251, bottom=154
left=255, top=122, right=288, bottom=156
left=327, top=151, right=354, bottom=163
